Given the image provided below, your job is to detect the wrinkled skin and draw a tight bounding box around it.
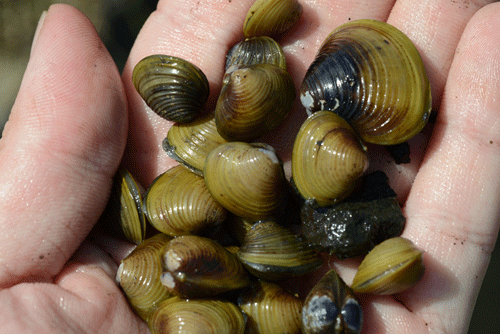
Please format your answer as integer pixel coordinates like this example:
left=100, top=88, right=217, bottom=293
left=1, top=1, right=500, bottom=333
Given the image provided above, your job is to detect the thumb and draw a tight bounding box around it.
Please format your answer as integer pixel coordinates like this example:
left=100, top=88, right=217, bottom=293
left=0, top=4, right=128, bottom=288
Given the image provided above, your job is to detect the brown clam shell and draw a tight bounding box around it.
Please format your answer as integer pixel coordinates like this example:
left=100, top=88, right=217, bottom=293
left=144, top=165, right=227, bottom=236
left=162, top=112, right=228, bottom=176
left=238, top=280, right=303, bottom=334
left=160, top=235, right=251, bottom=298
left=132, top=54, right=209, bottom=123
left=237, top=220, right=323, bottom=281
left=116, top=233, right=173, bottom=321
left=351, top=237, right=425, bottom=295
left=291, top=111, right=369, bottom=207
left=215, top=63, right=295, bottom=142
left=243, top=0, right=303, bottom=38
left=204, top=142, right=286, bottom=219
left=148, top=297, right=246, bottom=334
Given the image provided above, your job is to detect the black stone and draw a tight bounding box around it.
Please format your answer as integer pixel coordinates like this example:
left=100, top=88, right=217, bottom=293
left=301, top=171, right=405, bottom=259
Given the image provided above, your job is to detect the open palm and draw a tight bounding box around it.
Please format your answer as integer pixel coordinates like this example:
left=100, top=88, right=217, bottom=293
left=1, top=1, right=499, bottom=333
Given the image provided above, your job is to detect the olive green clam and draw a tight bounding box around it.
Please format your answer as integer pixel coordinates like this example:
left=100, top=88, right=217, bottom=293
left=225, top=36, right=287, bottom=74
left=144, top=165, right=227, bottom=236
left=132, top=54, right=209, bottom=123
left=204, top=142, right=286, bottom=220
left=116, top=233, right=173, bottom=321
left=215, top=63, right=295, bottom=142
left=148, top=297, right=246, bottom=334
left=160, top=235, right=251, bottom=298
left=300, top=19, right=431, bottom=145
left=291, top=111, right=369, bottom=207
left=237, top=220, right=323, bottom=280
left=103, top=166, right=146, bottom=244
left=162, top=112, right=228, bottom=176
left=243, top=0, right=303, bottom=38
left=238, top=280, right=303, bottom=334
left=351, top=237, right=425, bottom=295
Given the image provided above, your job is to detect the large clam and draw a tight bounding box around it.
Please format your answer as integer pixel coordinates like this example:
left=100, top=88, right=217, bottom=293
left=300, top=19, right=431, bottom=145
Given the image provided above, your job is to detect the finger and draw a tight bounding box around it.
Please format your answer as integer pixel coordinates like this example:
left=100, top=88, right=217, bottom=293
left=121, top=0, right=397, bottom=187
left=391, top=4, right=500, bottom=332
left=380, top=0, right=496, bottom=198
left=0, top=4, right=127, bottom=288
left=0, top=241, right=147, bottom=333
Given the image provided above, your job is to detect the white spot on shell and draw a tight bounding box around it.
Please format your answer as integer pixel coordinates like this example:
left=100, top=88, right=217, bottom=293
left=115, top=262, right=124, bottom=284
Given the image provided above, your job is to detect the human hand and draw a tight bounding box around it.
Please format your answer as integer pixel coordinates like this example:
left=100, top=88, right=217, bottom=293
left=1, top=1, right=499, bottom=333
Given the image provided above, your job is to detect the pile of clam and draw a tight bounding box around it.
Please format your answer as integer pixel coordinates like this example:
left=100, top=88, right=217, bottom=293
left=103, top=0, right=432, bottom=332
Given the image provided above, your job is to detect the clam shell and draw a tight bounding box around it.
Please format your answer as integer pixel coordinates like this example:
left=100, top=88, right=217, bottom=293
left=116, top=233, right=173, bottom=321
left=243, top=0, right=303, bottom=38
left=300, top=19, right=431, bottom=145
left=162, top=112, right=228, bottom=176
left=103, top=166, right=146, bottom=244
left=351, top=237, right=424, bottom=295
left=292, top=111, right=369, bottom=207
left=148, top=297, right=246, bottom=334
left=160, top=235, right=251, bottom=298
left=225, top=36, right=287, bottom=74
left=302, top=269, right=363, bottom=334
left=215, top=63, right=295, bottom=142
left=204, top=142, right=286, bottom=219
left=238, top=280, right=303, bottom=334
left=132, top=54, right=209, bottom=123
left=237, top=220, right=323, bottom=280
left=144, top=165, right=227, bottom=236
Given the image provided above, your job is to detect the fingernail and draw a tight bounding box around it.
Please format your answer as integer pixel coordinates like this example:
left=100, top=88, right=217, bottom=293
left=31, top=10, right=48, bottom=55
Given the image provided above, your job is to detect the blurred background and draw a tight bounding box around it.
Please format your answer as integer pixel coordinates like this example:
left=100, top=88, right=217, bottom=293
left=0, top=1, right=498, bottom=333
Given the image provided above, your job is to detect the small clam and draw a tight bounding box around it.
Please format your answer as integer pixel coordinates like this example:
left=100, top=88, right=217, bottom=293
left=238, top=280, right=303, bottom=334
left=204, top=142, right=286, bottom=219
left=160, top=235, right=251, bottom=298
left=132, top=54, right=209, bottom=123
left=215, top=63, right=295, bottom=142
left=237, top=220, right=323, bottom=280
left=144, top=165, right=227, bottom=236
left=225, top=36, right=287, bottom=74
left=116, top=233, right=173, bottom=321
left=162, top=112, right=228, bottom=176
left=243, top=0, right=303, bottom=38
left=302, top=269, right=363, bottom=334
left=300, top=19, right=431, bottom=145
left=148, top=297, right=246, bottom=334
left=292, top=111, right=369, bottom=207
left=102, top=166, right=146, bottom=244
left=351, top=237, right=424, bottom=295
